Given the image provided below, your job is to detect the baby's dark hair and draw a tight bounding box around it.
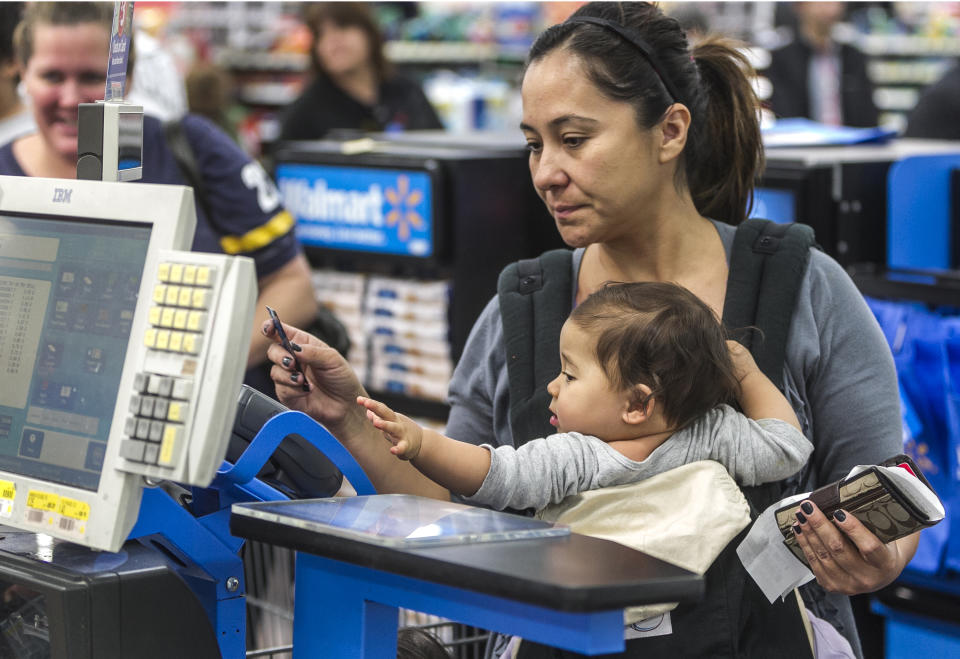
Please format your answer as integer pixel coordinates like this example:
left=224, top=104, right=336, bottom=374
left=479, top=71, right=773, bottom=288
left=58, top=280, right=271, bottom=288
left=569, top=281, right=740, bottom=429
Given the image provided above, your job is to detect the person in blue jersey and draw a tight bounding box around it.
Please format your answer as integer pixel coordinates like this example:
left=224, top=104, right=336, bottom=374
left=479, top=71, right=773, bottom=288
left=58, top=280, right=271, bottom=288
left=3, top=2, right=317, bottom=389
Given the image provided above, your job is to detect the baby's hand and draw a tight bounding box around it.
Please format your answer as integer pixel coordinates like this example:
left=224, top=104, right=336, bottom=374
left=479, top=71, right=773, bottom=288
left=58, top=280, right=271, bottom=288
left=356, top=396, right=423, bottom=460
left=726, top=339, right=760, bottom=383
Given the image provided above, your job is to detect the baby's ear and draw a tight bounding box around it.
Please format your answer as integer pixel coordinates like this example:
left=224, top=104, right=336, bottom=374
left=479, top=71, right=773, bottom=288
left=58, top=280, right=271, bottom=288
left=622, top=384, right=654, bottom=425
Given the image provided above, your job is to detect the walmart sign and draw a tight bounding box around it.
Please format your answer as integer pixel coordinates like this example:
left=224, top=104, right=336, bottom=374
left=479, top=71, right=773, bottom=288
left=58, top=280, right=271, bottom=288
left=276, top=163, right=434, bottom=257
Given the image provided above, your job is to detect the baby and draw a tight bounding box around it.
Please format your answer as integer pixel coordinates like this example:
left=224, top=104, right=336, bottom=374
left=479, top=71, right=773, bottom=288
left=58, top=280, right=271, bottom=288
left=358, top=281, right=812, bottom=512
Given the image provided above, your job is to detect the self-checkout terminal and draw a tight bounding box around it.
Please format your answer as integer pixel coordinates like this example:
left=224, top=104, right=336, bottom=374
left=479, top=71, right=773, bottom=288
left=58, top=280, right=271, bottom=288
left=0, top=4, right=264, bottom=656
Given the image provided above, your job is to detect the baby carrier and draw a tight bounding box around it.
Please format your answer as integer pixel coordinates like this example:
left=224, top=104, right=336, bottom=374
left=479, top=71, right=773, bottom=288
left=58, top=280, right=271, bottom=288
left=498, top=219, right=818, bottom=658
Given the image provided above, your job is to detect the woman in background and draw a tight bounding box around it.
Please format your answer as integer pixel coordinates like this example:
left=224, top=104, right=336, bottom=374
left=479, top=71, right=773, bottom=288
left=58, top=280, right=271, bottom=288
left=279, top=2, right=442, bottom=140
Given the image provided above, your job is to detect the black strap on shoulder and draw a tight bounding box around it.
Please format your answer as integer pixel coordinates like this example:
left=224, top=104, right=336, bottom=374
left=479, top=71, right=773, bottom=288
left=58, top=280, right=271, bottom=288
left=723, top=218, right=817, bottom=512
left=722, top=219, right=817, bottom=390
left=498, top=249, right=573, bottom=447
left=162, top=118, right=216, bottom=231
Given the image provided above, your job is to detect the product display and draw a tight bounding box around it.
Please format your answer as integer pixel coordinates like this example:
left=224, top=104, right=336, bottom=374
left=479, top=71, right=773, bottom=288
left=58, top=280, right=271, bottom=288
left=310, top=269, right=454, bottom=402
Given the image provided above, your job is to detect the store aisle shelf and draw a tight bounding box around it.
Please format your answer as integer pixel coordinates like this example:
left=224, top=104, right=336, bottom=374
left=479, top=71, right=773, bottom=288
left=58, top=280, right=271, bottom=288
left=385, top=41, right=526, bottom=64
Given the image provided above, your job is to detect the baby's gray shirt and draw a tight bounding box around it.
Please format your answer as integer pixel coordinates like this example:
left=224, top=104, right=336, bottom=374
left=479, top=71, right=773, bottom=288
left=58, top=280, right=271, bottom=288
left=465, top=404, right=813, bottom=512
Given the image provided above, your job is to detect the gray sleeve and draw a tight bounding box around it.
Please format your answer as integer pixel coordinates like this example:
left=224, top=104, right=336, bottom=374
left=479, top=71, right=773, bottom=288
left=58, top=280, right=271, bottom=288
left=445, top=295, right=515, bottom=449
left=673, top=406, right=813, bottom=486
left=465, top=433, right=614, bottom=510
left=792, top=251, right=902, bottom=489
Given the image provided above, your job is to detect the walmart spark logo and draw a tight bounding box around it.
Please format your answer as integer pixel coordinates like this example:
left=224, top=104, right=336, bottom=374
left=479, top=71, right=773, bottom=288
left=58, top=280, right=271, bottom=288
left=276, top=163, right=433, bottom=256
left=385, top=175, right=424, bottom=241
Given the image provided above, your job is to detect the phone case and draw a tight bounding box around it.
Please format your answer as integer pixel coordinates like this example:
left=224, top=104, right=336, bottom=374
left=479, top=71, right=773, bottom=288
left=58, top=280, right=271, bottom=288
left=775, top=454, right=939, bottom=567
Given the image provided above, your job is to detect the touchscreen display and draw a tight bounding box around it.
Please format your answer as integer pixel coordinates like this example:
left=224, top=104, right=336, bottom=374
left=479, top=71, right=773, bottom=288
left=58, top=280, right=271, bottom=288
left=0, top=214, right=151, bottom=490
left=235, top=494, right=569, bottom=548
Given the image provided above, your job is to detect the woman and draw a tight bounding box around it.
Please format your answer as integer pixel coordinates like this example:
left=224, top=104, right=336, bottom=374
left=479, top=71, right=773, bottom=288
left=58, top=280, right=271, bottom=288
left=265, top=3, right=915, bottom=656
left=279, top=2, right=443, bottom=140
left=3, top=2, right=317, bottom=386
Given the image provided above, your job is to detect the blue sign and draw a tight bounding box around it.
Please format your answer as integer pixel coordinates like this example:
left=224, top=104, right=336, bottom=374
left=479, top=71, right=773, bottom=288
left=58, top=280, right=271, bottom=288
left=104, top=1, right=134, bottom=102
left=276, top=163, right=434, bottom=257
left=750, top=187, right=796, bottom=224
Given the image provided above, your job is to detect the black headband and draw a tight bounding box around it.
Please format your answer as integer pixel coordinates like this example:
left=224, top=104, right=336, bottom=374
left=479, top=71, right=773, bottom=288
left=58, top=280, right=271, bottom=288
left=564, top=16, right=682, bottom=104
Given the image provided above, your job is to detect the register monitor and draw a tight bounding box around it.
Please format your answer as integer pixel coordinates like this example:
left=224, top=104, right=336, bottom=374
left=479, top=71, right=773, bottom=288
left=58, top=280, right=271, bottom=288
left=0, top=175, right=256, bottom=552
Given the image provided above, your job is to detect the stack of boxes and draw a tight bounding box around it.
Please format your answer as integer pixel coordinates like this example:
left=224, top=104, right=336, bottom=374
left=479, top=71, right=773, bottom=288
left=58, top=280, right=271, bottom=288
left=312, top=270, right=453, bottom=402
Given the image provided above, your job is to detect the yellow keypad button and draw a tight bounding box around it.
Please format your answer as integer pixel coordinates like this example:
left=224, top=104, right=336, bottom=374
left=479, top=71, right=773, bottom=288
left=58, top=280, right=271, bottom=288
left=168, top=331, right=184, bottom=352
left=165, top=286, right=180, bottom=305
left=148, top=306, right=162, bottom=326
left=153, top=284, right=167, bottom=304
left=167, top=401, right=188, bottom=422
left=173, top=309, right=188, bottom=330
left=182, top=333, right=203, bottom=355
left=182, top=265, right=197, bottom=285
left=169, top=263, right=184, bottom=283
left=196, top=266, right=211, bottom=286
left=187, top=311, right=207, bottom=332
left=155, top=330, right=171, bottom=351
left=143, top=328, right=157, bottom=348
left=160, top=307, right=175, bottom=328
left=157, top=262, right=171, bottom=282
left=178, top=287, right=193, bottom=307
left=191, top=288, right=211, bottom=309
left=160, top=425, right=182, bottom=466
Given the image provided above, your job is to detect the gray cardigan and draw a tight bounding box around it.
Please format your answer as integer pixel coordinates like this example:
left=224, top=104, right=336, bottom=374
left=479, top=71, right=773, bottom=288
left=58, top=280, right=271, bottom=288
left=445, top=220, right=901, bottom=657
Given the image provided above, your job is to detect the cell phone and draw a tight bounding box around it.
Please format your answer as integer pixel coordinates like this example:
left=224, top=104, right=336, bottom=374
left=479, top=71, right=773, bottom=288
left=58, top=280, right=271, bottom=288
left=266, top=306, right=309, bottom=391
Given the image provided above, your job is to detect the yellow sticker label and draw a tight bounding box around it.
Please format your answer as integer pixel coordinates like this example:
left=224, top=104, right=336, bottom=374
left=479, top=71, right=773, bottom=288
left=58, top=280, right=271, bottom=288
left=27, top=490, right=59, bottom=511
left=0, top=480, right=14, bottom=500
left=59, top=498, right=90, bottom=521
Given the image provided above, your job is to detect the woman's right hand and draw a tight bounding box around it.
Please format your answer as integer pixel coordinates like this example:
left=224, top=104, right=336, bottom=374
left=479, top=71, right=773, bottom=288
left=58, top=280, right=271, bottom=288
left=262, top=319, right=367, bottom=436
left=261, top=319, right=449, bottom=500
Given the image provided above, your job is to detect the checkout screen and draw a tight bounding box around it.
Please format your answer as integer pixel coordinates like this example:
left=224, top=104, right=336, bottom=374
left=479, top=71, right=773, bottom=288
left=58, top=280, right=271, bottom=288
left=0, top=214, right=150, bottom=491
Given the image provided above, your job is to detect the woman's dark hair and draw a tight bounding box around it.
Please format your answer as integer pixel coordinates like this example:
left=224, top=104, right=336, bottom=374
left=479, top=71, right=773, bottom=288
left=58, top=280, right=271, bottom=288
left=302, top=2, right=390, bottom=82
left=569, top=281, right=740, bottom=430
left=527, top=1, right=763, bottom=225
left=0, top=3, right=24, bottom=65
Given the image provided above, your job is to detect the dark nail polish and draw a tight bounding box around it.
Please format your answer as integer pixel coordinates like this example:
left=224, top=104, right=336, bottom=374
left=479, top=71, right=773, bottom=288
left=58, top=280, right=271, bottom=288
left=290, top=372, right=300, bottom=383
left=793, top=524, right=802, bottom=535
left=290, top=342, right=302, bottom=352
left=801, top=501, right=814, bottom=515
left=795, top=511, right=807, bottom=524
left=833, top=510, right=847, bottom=522
left=282, top=356, right=292, bottom=367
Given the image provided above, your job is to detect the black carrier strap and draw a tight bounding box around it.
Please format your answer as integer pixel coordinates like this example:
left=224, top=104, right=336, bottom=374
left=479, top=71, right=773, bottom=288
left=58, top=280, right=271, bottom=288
left=722, top=219, right=817, bottom=390
left=724, top=219, right=817, bottom=516
left=502, top=221, right=818, bottom=659
left=498, top=248, right=573, bottom=447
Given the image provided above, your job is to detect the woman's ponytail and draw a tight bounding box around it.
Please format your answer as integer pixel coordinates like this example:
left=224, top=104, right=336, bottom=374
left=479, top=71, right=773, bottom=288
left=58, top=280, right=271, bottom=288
left=687, top=38, right=764, bottom=225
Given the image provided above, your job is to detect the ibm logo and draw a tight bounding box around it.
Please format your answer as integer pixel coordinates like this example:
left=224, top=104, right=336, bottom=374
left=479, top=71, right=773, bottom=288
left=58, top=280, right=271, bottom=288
left=52, top=188, right=73, bottom=203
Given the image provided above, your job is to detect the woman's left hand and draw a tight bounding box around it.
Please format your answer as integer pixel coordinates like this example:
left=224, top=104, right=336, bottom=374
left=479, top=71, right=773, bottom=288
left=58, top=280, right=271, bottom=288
left=792, top=500, right=919, bottom=594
